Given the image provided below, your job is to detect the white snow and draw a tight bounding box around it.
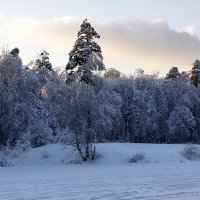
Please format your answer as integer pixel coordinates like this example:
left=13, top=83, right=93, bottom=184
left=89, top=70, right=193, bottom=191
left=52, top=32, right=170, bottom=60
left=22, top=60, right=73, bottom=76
left=1, top=143, right=200, bottom=200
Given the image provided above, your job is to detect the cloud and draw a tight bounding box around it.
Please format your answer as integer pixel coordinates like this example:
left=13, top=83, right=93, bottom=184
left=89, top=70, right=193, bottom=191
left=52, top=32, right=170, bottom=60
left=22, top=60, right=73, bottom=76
left=98, top=20, right=200, bottom=74
left=183, top=21, right=200, bottom=36
left=184, top=23, right=197, bottom=35
left=0, top=15, right=200, bottom=75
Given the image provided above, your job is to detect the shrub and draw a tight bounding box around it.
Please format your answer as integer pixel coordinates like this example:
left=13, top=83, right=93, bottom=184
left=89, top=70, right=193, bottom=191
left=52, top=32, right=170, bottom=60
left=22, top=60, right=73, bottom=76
left=14, top=140, right=31, bottom=152
left=127, top=152, right=147, bottom=163
left=41, top=151, right=50, bottom=160
left=181, top=145, right=200, bottom=161
left=0, top=155, right=12, bottom=167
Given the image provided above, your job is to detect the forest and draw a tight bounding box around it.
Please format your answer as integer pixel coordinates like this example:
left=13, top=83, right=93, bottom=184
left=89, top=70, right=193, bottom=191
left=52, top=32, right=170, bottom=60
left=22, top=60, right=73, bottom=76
left=1, top=19, right=200, bottom=161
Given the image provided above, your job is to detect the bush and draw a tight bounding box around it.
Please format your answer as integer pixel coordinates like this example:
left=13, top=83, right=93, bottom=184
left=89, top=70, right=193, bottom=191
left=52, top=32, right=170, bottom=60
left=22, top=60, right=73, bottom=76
left=14, top=140, right=31, bottom=152
left=0, top=140, right=30, bottom=167
left=0, top=155, right=12, bottom=167
left=181, top=145, right=200, bottom=161
left=127, top=152, right=147, bottom=163
left=41, top=151, right=50, bottom=160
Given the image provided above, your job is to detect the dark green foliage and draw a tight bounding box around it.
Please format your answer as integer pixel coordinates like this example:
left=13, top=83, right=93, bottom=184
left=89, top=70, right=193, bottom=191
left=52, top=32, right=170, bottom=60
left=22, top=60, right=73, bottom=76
left=165, top=67, right=181, bottom=80
left=35, top=50, right=52, bottom=71
left=190, top=59, right=200, bottom=87
left=66, top=19, right=105, bottom=84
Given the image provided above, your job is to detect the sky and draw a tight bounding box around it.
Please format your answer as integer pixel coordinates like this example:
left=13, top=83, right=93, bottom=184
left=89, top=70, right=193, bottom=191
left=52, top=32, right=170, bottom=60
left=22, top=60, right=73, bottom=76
left=0, top=0, right=200, bottom=76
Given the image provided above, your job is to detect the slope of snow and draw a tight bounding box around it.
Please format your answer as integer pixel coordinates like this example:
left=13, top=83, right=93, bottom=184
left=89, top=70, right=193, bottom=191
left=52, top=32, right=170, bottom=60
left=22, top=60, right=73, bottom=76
left=4, top=143, right=188, bottom=166
left=11, top=144, right=79, bottom=166
left=1, top=143, right=200, bottom=200
left=94, top=143, right=185, bottom=164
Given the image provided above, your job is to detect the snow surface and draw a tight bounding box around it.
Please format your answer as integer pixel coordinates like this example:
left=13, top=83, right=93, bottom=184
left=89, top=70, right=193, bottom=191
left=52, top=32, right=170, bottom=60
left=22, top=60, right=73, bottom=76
left=1, top=143, right=200, bottom=200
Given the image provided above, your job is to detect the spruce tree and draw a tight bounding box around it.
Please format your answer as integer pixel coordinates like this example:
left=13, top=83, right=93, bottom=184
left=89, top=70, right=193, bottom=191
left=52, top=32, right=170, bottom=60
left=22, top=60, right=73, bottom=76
left=165, top=67, right=181, bottom=80
left=190, top=59, right=200, bottom=87
left=66, top=19, right=105, bottom=84
left=35, top=50, right=52, bottom=71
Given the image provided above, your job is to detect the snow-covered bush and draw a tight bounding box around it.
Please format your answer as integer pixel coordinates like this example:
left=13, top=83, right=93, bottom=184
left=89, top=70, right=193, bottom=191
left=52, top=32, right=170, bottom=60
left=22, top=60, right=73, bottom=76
left=14, top=140, right=31, bottom=152
left=127, top=152, right=147, bottom=163
left=181, top=145, right=200, bottom=161
left=0, top=155, right=12, bottom=167
left=0, top=140, right=30, bottom=164
left=41, top=151, right=50, bottom=160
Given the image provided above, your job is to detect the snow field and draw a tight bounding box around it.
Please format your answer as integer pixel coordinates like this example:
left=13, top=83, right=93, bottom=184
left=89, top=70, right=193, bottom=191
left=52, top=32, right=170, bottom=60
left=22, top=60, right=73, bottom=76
left=0, top=143, right=200, bottom=200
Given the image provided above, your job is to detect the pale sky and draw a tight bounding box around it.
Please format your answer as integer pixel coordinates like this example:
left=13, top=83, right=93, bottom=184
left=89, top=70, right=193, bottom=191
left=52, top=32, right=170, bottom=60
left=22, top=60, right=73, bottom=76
left=0, top=0, right=200, bottom=75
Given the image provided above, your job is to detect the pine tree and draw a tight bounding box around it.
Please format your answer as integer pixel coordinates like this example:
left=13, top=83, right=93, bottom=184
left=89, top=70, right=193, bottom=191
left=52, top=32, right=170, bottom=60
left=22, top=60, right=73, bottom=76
left=35, top=50, right=52, bottom=71
left=165, top=67, right=181, bottom=80
left=66, top=19, right=105, bottom=84
left=190, top=59, right=200, bottom=87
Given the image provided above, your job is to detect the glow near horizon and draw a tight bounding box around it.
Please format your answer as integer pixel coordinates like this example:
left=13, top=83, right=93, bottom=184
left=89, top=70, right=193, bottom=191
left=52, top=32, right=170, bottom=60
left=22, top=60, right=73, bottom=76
left=0, top=0, right=200, bottom=75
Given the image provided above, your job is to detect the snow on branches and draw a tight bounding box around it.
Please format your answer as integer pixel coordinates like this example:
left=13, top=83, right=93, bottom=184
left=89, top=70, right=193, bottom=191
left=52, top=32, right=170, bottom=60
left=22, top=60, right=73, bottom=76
left=66, top=19, right=105, bottom=84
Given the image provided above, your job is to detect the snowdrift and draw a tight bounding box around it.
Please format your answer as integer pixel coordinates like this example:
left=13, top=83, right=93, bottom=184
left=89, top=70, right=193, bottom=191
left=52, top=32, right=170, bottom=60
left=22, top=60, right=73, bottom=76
left=1, top=143, right=198, bottom=167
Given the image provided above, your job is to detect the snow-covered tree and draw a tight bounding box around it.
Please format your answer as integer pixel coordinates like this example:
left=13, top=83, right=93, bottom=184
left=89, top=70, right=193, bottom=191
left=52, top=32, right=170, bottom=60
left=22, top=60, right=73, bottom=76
left=66, top=19, right=105, bottom=84
left=144, top=82, right=169, bottom=143
left=190, top=59, right=200, bottom=87
left=10, top=47, right=19, bottom=57
left=0, top=50, right=58, bottom=147
left=104, top=68, right=121, bottom=79
left=181, top=71, right=190, bottom=82
left=134, top=68, right=144, bottom=77
left=165, top=67, right=181, bottom=80
left=94, top=84, right=122, bottom=141
left=34, top=50, right=52, bottom=71
left=176, top=90, right=200, bottom=139
left=66, top=83, right=97, bottom=161
left=167, top=106, right=197, bottom=143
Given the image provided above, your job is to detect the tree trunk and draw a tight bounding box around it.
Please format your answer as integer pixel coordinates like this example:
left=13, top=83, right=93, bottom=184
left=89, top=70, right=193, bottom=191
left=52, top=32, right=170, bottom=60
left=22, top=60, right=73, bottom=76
left=91, top=146, right=96, bottom=160
left=75, top=133, right=87, bottom=161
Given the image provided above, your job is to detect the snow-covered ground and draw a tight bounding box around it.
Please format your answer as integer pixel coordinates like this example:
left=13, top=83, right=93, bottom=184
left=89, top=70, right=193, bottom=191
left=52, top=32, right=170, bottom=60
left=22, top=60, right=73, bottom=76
left=1, top=143, right=200, bottom=200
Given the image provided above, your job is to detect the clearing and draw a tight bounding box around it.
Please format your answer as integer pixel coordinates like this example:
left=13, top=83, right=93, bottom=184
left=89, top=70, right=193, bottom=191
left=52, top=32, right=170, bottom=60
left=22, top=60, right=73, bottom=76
left=0, top=143, right=200, bottom=200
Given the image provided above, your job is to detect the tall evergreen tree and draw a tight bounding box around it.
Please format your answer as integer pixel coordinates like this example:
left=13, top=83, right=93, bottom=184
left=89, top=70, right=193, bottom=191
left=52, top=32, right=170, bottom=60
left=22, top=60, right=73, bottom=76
left=66, top=19, right=105, bottom=84
left=190, top=59, right=200, bottom=87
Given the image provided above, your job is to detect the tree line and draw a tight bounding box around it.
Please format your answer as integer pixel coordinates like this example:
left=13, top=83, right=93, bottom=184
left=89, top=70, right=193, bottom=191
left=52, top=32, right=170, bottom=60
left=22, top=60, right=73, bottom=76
left=0, top=19, right=200, bottom=161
